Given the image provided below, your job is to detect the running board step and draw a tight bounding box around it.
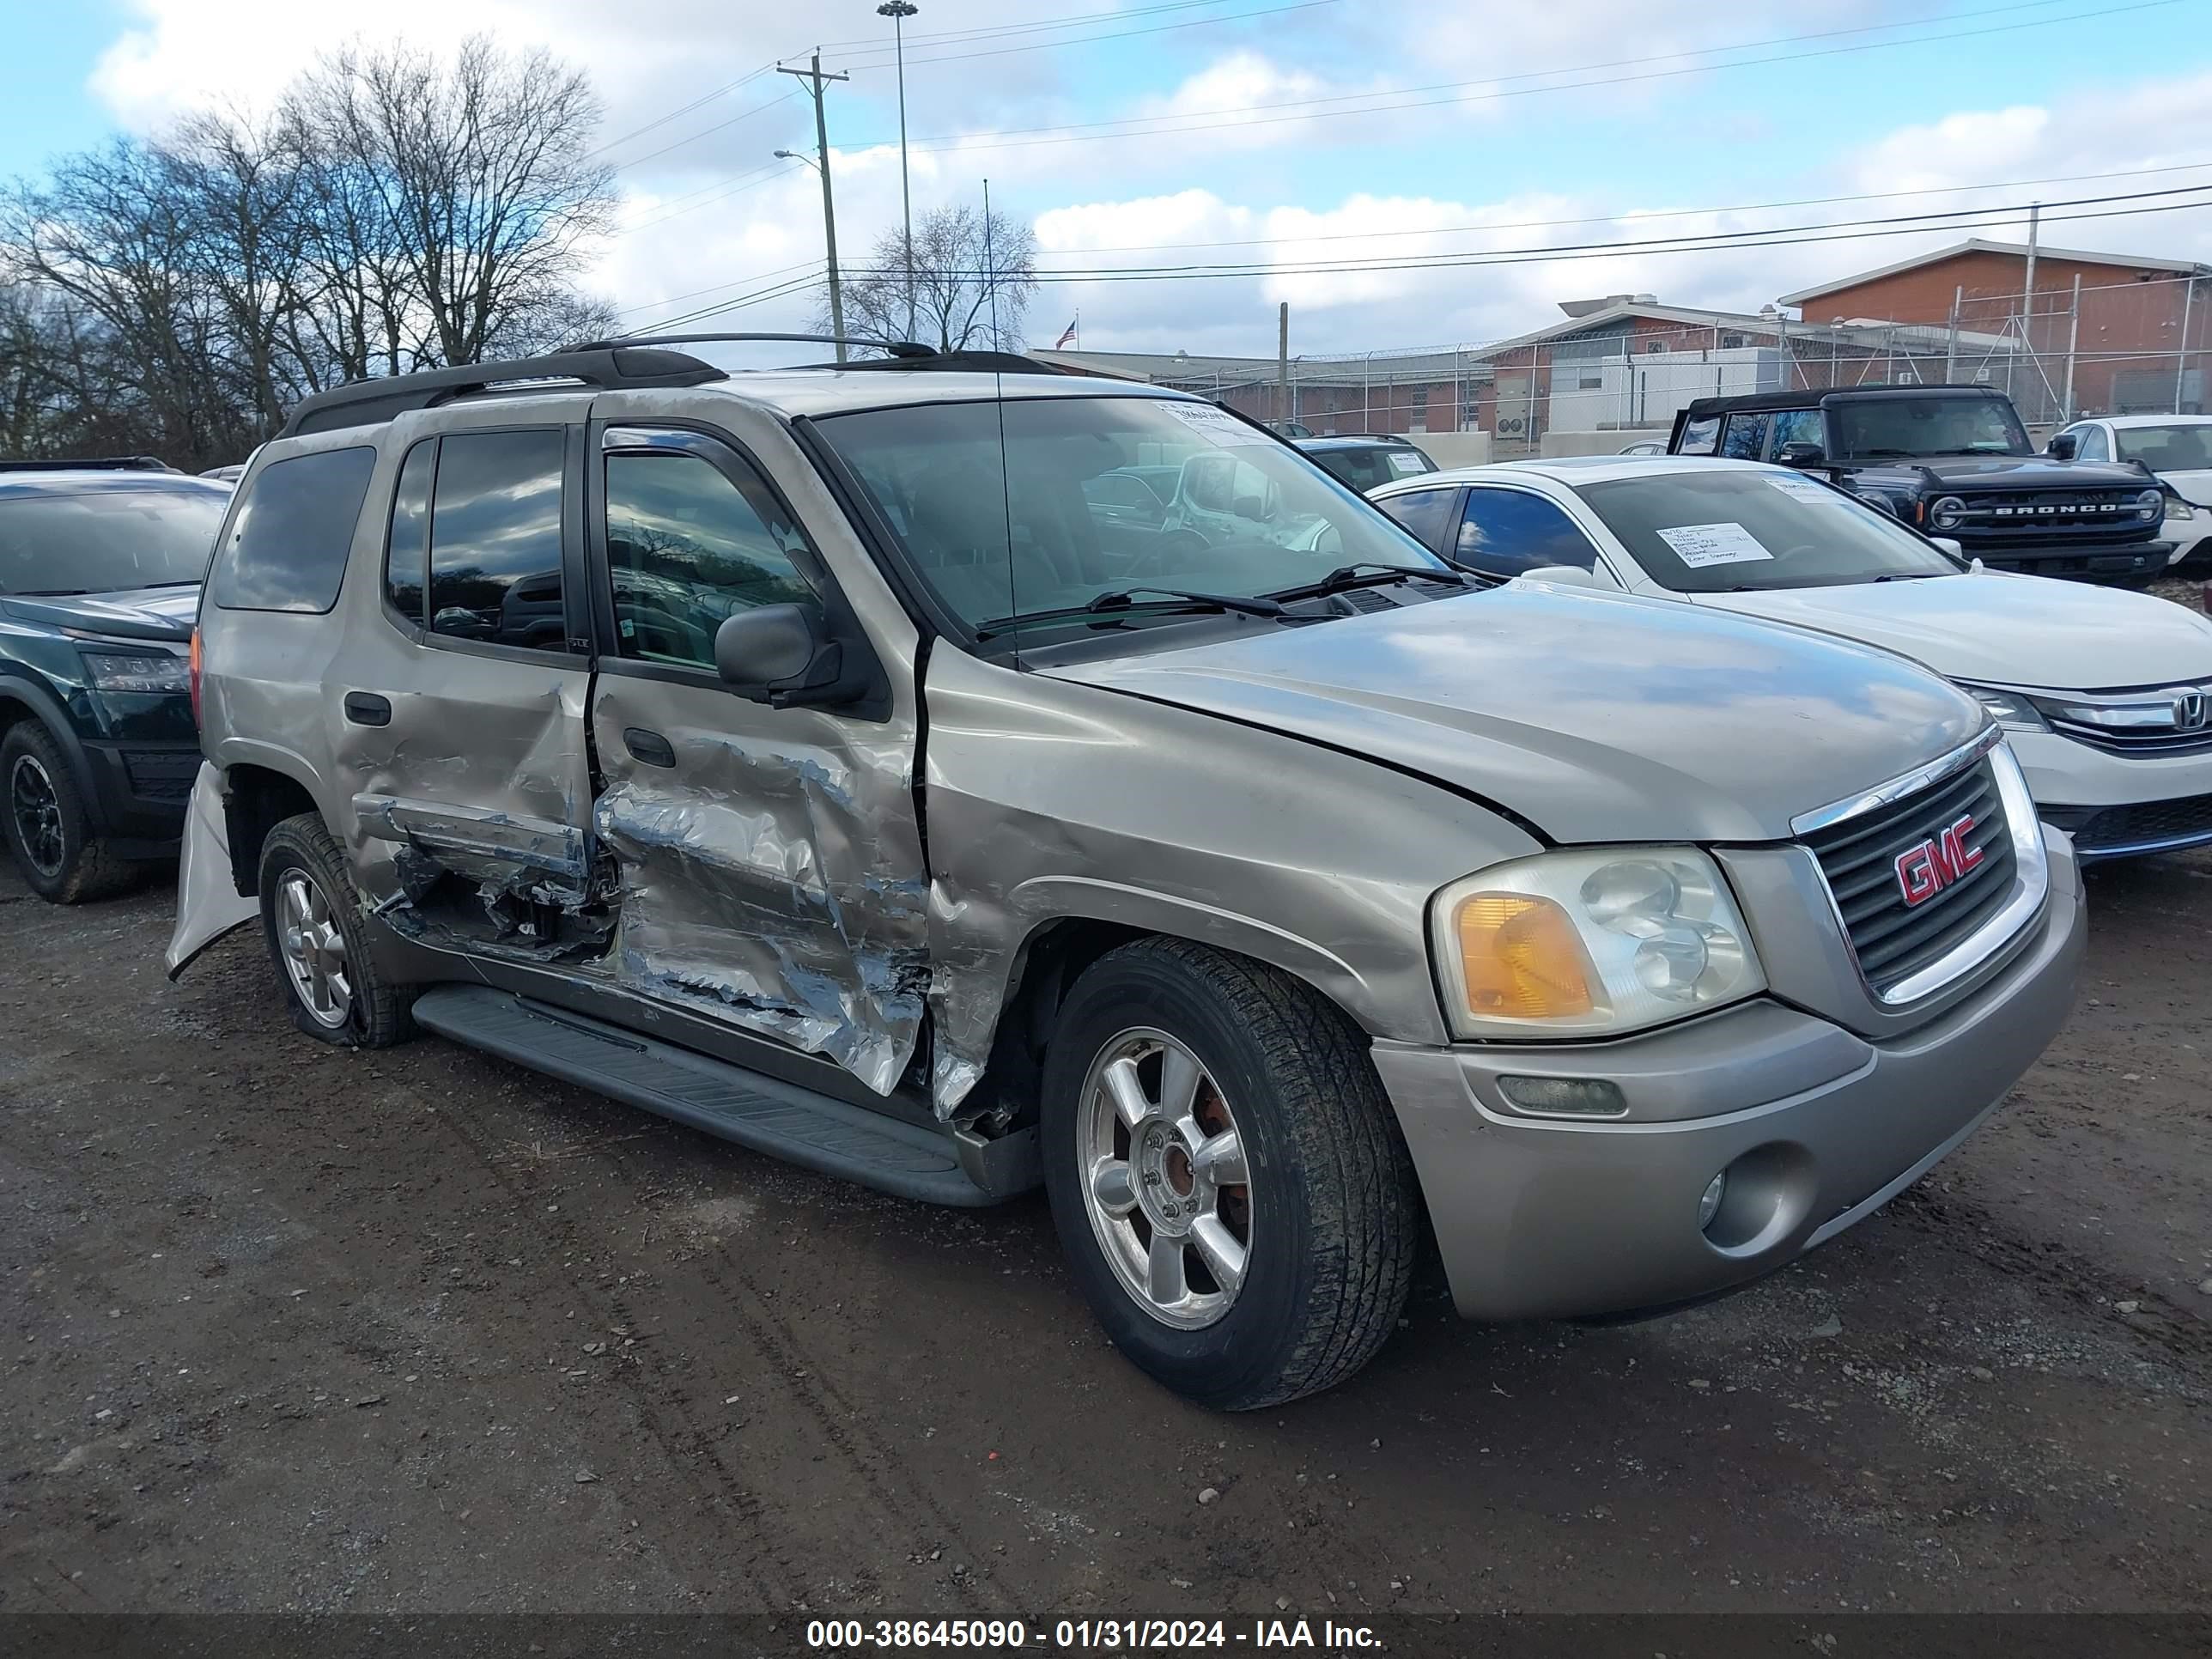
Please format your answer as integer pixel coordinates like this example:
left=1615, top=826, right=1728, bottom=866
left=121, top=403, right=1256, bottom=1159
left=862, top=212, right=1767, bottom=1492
left=412, top=986, right=1006, bottom=1206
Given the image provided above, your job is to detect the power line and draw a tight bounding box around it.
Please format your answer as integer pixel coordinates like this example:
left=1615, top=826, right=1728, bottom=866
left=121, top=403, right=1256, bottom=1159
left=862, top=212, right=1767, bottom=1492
left=610, top=89, right=801, bottom=175
left=851, top=0, right=2183, bottom=154
left=622, top=159, right=805, bottom=234
left=812, top=0, right=1267, bottom=52
left=833, top=0, right=1345, bottom=70
left=584, top=65, right=781, bottom=162
left=1030, top=159, right=2212, bottom=260
left=825, top=184, right=2212, bottom=285
left=616, top=256, right=831, bottom=319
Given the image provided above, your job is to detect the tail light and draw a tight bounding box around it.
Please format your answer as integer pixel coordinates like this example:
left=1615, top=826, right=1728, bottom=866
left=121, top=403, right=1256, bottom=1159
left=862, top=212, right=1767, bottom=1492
left=188, top=628, right=204, bottom=726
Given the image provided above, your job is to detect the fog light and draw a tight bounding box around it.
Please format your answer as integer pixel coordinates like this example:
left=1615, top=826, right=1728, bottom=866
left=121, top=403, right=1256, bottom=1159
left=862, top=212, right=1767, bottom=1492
left=1698, top=1172, right=1728, bottom=1232
left=1497, top=1075, right=1628, bottom=1118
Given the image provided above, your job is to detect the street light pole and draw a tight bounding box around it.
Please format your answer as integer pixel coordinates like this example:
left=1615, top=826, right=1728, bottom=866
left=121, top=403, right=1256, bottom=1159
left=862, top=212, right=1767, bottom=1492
left=776, top=52, right=850, bottom=361
left=878, top=1, right=918, bottom=340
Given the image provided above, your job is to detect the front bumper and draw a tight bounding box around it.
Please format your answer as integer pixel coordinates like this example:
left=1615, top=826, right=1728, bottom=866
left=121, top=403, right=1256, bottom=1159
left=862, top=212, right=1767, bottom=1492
left=82, top=737, right=198, bottom=857
left=1371, top=830, right=2083, bottom=1322
left=1970, top=539, right=2168, bottom=580
left=2008, top=728, right=2212, bottom=859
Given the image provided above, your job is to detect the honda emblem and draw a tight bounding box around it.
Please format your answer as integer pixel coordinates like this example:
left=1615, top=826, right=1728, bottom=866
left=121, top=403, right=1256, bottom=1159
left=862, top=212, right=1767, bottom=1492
left=2172, top=689, right=2209, bottom=732
left=1894, top=814, right=1984, bottom=908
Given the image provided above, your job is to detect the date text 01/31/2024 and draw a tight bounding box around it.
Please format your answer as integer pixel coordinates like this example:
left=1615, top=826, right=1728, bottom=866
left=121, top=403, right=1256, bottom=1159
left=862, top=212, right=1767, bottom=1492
left=805, top=1618, right=1384, bottom=1649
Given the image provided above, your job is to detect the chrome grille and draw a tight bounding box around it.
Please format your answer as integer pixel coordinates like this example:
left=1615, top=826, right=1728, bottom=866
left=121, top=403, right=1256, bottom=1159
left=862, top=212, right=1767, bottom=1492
left=1943, top=489, right=2147, bottom=536
left=1802, top=757, right=2017, bottom=998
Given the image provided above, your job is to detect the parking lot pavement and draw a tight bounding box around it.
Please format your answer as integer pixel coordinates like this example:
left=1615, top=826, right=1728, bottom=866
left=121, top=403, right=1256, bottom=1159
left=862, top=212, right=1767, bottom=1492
left=0, top=851, right=2206, bottom=1620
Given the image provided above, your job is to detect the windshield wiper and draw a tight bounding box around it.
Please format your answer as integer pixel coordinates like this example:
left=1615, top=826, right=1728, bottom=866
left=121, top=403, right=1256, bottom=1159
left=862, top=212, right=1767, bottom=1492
left=1266, top=562, right=1474, bottom=602
left=15, top=588, right=89, bottom=597
left=973, top=586, right=1284, bottom=638
left=1871, top=571, right=1946, bottom=581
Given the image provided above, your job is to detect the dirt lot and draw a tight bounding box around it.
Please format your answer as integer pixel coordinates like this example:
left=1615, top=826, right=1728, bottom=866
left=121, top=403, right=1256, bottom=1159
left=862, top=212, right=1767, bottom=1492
left=1, top=836, right=2208, bottom=1629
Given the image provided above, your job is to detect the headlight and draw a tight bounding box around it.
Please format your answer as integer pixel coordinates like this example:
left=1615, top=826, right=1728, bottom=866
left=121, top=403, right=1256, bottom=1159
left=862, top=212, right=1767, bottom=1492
left=2163, top=495, right=2199, bottom=520
left=2136, top=488, right=2165, bottom=521
left=1430, top=848, right=1765, bottom=1038
left=1929, top=495, right=1968, bottom=531
left=81, top=651, right=191, bottom=694
left=1956, top=684, right=2050, bottom=732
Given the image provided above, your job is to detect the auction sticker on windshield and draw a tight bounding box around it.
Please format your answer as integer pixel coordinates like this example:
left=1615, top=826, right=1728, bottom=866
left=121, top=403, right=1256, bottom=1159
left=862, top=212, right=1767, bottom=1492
left=1389, top=451, right=1428, bottom=472
left=1656, top=522, right=1774, bottom=568
left=1766, top=473, right=1849, bottom=506
left=1162, top=402, right=1266, bottom=445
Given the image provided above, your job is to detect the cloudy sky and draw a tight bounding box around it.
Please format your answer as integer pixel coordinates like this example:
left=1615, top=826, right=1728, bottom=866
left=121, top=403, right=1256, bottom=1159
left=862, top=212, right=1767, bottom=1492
left=9, top=0, right=2212, bottom=357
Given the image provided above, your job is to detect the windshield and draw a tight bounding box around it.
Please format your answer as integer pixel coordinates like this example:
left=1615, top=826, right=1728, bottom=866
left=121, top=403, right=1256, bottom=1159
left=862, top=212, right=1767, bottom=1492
left=0, top=483, right=228, bottom=595
left=1577, top=467, right=1961, bottom=592
left=2114, top=424, right=2212, bottom=471
left=1306, top=444, right=1435, bottom=492
left=814, top=395, right=1448, bottom=635
left=1830, top=396, right=2029, bottom=459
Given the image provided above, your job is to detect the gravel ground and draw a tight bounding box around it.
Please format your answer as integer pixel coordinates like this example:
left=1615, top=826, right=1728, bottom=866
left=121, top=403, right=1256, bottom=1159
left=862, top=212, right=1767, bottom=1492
left=1, top=837, right=2207, bottom=1626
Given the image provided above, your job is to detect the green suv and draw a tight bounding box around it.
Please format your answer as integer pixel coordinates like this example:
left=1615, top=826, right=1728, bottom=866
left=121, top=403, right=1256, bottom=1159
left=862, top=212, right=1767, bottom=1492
left=0, top=459, right=229, bottom=901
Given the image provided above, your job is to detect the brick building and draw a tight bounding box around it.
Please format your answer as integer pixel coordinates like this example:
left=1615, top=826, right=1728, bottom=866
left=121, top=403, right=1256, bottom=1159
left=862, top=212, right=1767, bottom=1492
left=1779, top=239, right=2212, bottom=417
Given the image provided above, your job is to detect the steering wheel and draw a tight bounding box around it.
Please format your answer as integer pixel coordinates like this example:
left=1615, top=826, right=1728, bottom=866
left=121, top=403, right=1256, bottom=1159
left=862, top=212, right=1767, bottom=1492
left=1125, top=528, right=1208, bottom=579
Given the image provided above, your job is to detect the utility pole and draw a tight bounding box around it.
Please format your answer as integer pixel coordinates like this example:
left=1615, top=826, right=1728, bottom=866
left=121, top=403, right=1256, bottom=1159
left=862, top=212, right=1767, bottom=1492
left=1277, top=301, right=1289, bottom=427
left=1945, top=283, right=1962, bottom=382
left=877, top=1, right=918, bottom=340
left=982, top=178, right=999, bottom=351
left=2022, top=201, right=2041, bottom=358
left=2063, top=272, right=2082, bottom=421
left=779, top=52, right=850, bottom=361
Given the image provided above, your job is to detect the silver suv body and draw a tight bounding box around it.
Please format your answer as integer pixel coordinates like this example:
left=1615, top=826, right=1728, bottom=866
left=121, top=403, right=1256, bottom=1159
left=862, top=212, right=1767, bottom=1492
left=172, top=343, right=2083, bottom=1408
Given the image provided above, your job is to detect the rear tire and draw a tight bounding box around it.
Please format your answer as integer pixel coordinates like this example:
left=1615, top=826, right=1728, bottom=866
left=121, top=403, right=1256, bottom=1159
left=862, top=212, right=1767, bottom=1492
left=2, top=723, right=137, bottom=904
left=258, top=812, right=416, bottom=1047
left=1042, top=938, right=1419, bottom=1410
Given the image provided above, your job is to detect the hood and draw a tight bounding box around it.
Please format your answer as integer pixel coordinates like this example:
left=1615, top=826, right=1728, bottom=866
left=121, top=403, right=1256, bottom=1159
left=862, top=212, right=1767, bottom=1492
left=1909, top=455, right=2152, bottom=489
left=2153, top=467, right=2212, bottom=507
left=1039, top=586, right=1984, bottom=843
left=0, top=584, right=199, bottom=643
left=1691, top=570, right=2212, bottom=690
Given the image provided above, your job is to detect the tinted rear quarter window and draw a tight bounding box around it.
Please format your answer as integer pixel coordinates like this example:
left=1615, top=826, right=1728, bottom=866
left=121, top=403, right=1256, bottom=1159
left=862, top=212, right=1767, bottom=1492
left=1674, top=415, right=1721, bottom=455
left=427, top=429, right=569, bottom=652
left=1376, top=486, right=1456, bottom=554
left=384, top=440, right=435, bottom=624
left=210, top=447, right=377, bottom=613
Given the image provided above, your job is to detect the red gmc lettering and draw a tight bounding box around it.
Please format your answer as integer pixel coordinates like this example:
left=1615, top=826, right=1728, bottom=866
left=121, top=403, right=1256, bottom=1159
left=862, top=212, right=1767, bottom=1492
left=1894, top=813, right=1982, bottom=908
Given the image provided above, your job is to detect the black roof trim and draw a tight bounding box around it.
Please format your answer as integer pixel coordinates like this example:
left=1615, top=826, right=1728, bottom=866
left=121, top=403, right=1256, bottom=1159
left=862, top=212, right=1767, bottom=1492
left=1294, top=434, right=1425, bottom=447
left=570, top=331, right=938, bottom=359
left=1680, top=383, right=2014, bottom=421
left=789, top=349, right=1065, bottom=376
left=276, top=347, right=729, bottom=439
left=0, top=455, right=176, bottom=473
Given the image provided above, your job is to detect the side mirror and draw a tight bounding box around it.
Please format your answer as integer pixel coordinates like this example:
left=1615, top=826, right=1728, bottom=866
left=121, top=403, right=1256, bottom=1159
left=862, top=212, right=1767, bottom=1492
left=1775, top=441, right=1826, bottom=467
left=1930, top=537, right=1965, bottom=559
left=714, top=605, right=842, bottom=706
left=2046, top=432, right=2079, bottom=460
left=1513, top=564, right=1612, bottom=590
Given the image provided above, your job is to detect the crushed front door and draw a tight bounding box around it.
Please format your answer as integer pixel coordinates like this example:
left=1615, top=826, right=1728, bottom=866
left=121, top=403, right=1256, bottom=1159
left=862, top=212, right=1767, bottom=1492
left=582, top=419, right=929, bottom=1096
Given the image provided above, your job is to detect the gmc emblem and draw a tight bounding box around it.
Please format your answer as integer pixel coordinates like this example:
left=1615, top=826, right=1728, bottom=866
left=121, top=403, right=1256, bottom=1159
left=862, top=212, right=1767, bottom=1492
left=1895, top=814, right=1984, bottom=908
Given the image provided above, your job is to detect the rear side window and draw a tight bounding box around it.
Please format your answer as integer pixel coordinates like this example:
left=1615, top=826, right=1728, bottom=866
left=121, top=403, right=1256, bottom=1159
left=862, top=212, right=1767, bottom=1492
left=1674, top=415, right=1721, bottom=455
left=1455, top=488, right=1601, bottom=578
left=1376, top=486, right=1457, bottom=554
left=427, top=429, right=569, bottom=652
left=210, top=447, right=376, bottom=613
left=384, top=440, right=435, bottom=624
left=1718, top=412, right=1770, bottom=461
left=1771, top=409, right=1825, bottom=453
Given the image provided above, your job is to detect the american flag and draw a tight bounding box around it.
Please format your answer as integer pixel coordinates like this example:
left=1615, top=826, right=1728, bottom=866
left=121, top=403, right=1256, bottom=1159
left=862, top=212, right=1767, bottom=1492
left=1054, top=319, right=1079, bottom=349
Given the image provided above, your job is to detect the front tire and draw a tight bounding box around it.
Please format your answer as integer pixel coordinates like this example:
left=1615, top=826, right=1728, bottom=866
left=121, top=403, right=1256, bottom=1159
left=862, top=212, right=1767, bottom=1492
left=2, top=722, right=136, bottom=903
left=1042, top=939, right=1419, bottom=1410
left=258, top=812, right=416, bottom=1047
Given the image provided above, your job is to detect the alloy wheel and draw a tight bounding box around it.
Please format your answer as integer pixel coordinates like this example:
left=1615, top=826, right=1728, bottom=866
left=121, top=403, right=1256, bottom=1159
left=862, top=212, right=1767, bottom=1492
left=276, top=870, right=353, bottom=1030
left=1077, top=1027, right=1252, bottom=1330
left=9, top=753, right=65, bottom=878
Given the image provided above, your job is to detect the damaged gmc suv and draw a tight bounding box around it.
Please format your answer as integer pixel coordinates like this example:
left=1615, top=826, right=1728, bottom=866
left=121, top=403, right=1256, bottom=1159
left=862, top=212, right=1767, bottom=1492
left=171, top=337, right=2083, bottom=1408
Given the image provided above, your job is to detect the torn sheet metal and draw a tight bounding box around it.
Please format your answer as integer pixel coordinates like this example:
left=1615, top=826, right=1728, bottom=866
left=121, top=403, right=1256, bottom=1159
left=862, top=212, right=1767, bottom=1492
left=352, top=795, right=592, bottom=903
left=166, top=762, right=258, bottom=980
left=589, top=673, right=929, bottom=1098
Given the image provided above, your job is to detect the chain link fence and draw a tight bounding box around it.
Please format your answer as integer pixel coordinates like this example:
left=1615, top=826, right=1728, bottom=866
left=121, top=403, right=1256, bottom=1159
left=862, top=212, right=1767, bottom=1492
left=1122, top=277, right=2206, bottom=458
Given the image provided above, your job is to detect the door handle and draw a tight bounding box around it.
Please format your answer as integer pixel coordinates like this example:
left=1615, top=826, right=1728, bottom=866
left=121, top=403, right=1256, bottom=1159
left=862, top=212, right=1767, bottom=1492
left=623, top=727, right=677, bottom=769
left=343, top=691, right=392, bottom=726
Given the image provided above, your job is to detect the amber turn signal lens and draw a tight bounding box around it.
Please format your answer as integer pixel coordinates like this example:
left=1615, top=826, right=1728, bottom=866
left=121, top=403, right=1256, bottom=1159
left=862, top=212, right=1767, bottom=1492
left=187, top=628, right=204, bottom=726
left=1454, top=892, right=1596, bottom=1019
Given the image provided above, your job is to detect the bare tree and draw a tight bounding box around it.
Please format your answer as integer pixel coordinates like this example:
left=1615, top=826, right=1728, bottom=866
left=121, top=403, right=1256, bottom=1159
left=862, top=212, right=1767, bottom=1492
left=832, top=204, right=1039, bottom=353
left=301, top=38, right=618, bottom=368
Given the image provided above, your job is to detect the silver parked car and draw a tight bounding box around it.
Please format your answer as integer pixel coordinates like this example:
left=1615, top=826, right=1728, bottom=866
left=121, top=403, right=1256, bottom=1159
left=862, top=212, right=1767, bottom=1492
left=171, top=337, right=2083, bottom=1408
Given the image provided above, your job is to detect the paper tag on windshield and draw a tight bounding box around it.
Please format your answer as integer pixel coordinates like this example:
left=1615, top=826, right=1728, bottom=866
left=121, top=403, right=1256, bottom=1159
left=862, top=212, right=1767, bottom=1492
left=1656, top=522, right=1773, bottom=568
left=1767, top=473, right=1844, bottom=505
left=1161, top=401, right=1265, bottom=446
left=1388, top=451, right=1428, bottom=472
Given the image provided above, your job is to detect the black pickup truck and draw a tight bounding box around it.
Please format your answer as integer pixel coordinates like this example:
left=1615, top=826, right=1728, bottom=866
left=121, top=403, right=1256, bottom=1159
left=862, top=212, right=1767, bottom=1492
left=1667, top=385, right=2170, bottom=582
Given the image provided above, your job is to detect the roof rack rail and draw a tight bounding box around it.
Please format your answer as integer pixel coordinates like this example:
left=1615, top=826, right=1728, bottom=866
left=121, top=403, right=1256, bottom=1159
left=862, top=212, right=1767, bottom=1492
left=569, top=331, right=939, bottom=359
left=0, top=455, right=176, bottom=473
left=274, top=346, right=729, bottom=440
left=572, top=331, right=1062, bottom=375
